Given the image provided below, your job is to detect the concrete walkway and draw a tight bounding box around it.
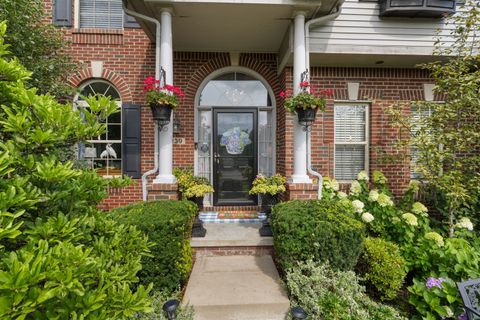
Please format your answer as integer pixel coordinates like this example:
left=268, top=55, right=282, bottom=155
left=183, top=255, right=290, bottom=320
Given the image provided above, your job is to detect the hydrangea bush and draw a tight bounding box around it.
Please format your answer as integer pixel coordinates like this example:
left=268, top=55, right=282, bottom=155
left=321, top=170, right=480, bottom=319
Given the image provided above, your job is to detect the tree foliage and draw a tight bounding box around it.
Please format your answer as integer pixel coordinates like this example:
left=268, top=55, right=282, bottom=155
left=388, top=1, right=480, bottom=237
left=0, top=21, right=152, bottom=318
left=0, top=0, right=76, bottom=97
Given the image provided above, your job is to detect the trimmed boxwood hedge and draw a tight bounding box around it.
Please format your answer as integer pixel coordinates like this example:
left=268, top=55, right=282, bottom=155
left=271, top=199, right=365, bottom=271
left=110, top=200, right=196, bottom=292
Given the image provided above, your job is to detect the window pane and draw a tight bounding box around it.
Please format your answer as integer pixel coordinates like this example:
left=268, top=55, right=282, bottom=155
left=335, top=105, right=366, bottom=142
left=80, top=0, right=123, bottom=29
left=410, top=105, right=433, bottom=178
left=258, top=111, right=274, bottom=177
left=200, top=72, right=271, bottom=106
left=108, top=111, right=121, bottom=124
left=335, top=145, right=366, bottom=181
left=107, top=124, right=121, bottom=140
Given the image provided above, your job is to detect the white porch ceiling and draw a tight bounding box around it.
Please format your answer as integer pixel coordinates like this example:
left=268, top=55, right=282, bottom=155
left=125, top=0, right=340, bottom=52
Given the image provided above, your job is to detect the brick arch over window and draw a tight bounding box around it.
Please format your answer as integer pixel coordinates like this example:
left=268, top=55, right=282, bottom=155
left=68, top=67, right=133, bottom=102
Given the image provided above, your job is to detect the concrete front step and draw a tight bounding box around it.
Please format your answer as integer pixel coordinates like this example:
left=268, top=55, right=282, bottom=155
left=192, top=304, right=290, bottom=320
left=191, top=223, right=273, bottom=247
left=183, top=255, right=290, bottom=320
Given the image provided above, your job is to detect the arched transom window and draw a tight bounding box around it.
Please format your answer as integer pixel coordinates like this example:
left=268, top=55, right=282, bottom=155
left=199, top=72, right=272, bottom=107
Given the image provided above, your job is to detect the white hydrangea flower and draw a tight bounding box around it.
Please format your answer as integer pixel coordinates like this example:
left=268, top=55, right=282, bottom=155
left=323, top=178, right=333, bottom=190
left=408, top=180, right=420, bottom=192
left=350, top=180, right=362, bottom=195
left=412, top=202, right=428, bottom=216
left=425, top=231, right=444, bottom=247
left=352, top=200, right=365, bottom=213
left=337, top=191, right=348, bottom=199
left=357, top=171, right=369, bottom=181
left=402, top=213, right=418, bottom=226
left=368, top=190, right=379, bottom=202
left=377, top=193, right=393, bottom=207
left=331, top=179, right=340, bottom=191
left=361, top=212, right=374, bottom=223
left=456, top=217, right=474, bottom=231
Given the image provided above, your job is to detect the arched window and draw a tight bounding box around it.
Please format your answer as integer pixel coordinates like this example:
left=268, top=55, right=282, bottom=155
left=199, top=72, right=272, bottom=107
left=76, top=80, right=122, bottom=177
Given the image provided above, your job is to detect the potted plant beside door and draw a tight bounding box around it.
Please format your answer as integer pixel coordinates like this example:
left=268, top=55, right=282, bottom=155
left=281, top=81, right=333, bottom=124
left=174, top=168, right=214, bottom=238
left=249, top=173, right=286, bottom=236
left=143, top=76, right=185, bottom=122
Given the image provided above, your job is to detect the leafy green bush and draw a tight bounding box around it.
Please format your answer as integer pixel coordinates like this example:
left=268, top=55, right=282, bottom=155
left=110, top=200, right=196, bottom=292
left=0, top=21, right=152, bottom=319
left=286, top=260, right=406, bottom=320
left=408, top=277, right=464, bottom=320
left=357, top=237, right=407, bottom=301
left=271, top=199, right=365, bottom=271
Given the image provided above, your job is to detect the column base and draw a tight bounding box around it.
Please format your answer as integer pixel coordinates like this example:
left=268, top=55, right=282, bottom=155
left=289, top=174, right=312, bottom=184
left=147, top=183, right=178, bottom=201
left=286, top=182, right=319, bottom=200
left=153, top=174, right=177, bottom=184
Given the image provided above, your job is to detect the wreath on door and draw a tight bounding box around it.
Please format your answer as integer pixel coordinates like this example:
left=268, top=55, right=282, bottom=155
left=220, top=127, right=252, bottom=155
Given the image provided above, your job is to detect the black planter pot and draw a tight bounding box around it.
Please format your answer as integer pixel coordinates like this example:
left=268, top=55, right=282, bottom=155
left=187, top=196, right=207, bottom=238
left=150, top=103, right=173, bottom=122
left=296, top=107, right=317, bottom=123
left=260, top=194, right=280, bottom=215
left=187, top=196, right=204, bottom=212
left=259, top=193, right=280, bottom=237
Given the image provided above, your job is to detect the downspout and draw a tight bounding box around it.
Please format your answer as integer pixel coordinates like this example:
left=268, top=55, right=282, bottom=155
left=122, top=2, right=161, bottom=201
left=304, top=0, right=345, bottom=199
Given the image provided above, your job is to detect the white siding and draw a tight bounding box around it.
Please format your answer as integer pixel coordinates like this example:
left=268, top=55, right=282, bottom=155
left=308, top=0, right=456, bottom=56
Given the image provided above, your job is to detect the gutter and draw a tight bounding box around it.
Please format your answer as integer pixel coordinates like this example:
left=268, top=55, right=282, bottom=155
left=304, top=0, right=345, bottom=199
left=122, top=2, right=161, bottom=201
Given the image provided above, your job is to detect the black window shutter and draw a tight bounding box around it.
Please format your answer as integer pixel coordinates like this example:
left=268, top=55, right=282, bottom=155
left=124, top=13, right=140, bottom=28
left=122, top=103, right=142, bottom=178
left=53, top=0, right=72, bottom=27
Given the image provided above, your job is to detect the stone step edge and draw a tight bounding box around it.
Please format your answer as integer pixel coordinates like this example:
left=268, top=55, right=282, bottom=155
left=199, top=212, right=267, bottom=224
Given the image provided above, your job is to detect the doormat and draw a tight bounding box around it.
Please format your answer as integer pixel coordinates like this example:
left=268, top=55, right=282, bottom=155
left=217, top=212, right=259, bottom=219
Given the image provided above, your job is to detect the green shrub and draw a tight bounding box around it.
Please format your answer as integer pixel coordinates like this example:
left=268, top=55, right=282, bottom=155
left=0, top=21, right=152, bottom=319
left=111, top=200, right=196, bottom=292
left=286, top=260, right=406, bottom=320
left=271, top=199, right=365, bottom=271
left=357, top=237, right=407, bottom=301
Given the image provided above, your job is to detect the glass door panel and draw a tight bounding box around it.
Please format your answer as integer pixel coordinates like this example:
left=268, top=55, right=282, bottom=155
left=213, top=109, right=257, bottom=205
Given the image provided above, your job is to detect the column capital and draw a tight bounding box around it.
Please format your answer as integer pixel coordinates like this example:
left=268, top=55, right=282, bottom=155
left=159, top=7, right=175, bottom=15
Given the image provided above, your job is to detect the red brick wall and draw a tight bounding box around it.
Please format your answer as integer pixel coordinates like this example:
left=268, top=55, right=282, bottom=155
left=305, top=67, right=433, bottom=196
left=44, top=0, right=433, bottom=205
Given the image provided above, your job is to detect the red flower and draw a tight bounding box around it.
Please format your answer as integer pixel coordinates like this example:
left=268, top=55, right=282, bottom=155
left=279, top=91, right=286, bottom=98
left=299, top=81, right=310, bottom=88
left=144, top=76, right=154, bottom=85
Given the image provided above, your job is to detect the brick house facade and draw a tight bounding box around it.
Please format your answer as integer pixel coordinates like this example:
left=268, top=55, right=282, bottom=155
left=44, top=0, right=448, bottom=209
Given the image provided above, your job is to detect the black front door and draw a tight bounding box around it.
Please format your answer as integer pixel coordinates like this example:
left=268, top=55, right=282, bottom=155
left=213, top=109, right=257, bottom=206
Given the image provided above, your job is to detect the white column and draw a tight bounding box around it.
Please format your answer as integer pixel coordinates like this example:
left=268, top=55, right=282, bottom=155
left=291, top=12, right=312, bottom=184
left=154, top=9, right=176, bottom=184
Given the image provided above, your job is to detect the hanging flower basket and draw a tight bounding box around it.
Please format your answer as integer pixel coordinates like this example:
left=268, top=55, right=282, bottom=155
left=150, top=103, right=173, bottom=122
left=296, top=107, right=317, bottom=123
